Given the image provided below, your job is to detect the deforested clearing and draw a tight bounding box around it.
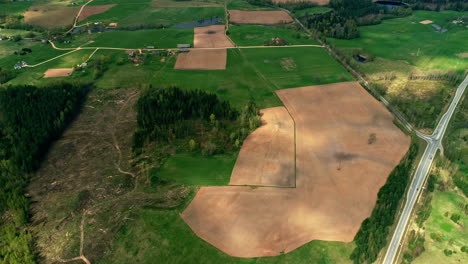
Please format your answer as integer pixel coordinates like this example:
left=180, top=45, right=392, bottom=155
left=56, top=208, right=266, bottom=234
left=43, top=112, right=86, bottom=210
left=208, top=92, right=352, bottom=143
left=228, top=10, right=293, bottom=24
left=194, top=25, right=234, bottom=48
left=24, top=5, right=79, bottom=28
left=229, top=107, right=295, bottom=187
left=78, top=5, right=116, bottom=22
left=43, top=68, right=73, bottom=78
left=182, top=82, right=410, bottom=258
left=174, top=49, right=227, bottom=70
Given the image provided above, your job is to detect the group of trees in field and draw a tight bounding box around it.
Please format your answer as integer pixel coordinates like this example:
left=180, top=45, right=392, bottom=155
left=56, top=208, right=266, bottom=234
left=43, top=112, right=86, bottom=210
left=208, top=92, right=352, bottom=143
left=406, top=0, right=468, bottom=11
left=0, top=82, right=89, bottom=264
left=351, top=142, right=418, bottom=264
left=0, top=67, right=15, bottom=84
left=133, top=87, right=261, bottom=156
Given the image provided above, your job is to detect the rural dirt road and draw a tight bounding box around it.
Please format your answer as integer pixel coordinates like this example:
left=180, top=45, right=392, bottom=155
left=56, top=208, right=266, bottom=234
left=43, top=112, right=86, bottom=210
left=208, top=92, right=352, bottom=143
left=382, top=74, right=468, bottom=264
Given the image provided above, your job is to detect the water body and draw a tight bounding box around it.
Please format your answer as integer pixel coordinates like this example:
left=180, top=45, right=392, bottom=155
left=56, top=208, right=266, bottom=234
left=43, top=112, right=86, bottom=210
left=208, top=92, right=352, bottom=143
left=355, top=54, right=367, bottom=62
left=375, top=1, right=406, bottom=9
left=171, top=17, right=223, bottom=29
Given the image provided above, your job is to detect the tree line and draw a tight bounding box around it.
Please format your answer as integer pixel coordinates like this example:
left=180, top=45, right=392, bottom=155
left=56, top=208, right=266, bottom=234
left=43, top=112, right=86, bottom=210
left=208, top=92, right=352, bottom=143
left=0, top=82, right=89, bottom=264
left=133, top=86, right=261, bottom=156
left=350, top=141, right=418, bottom=264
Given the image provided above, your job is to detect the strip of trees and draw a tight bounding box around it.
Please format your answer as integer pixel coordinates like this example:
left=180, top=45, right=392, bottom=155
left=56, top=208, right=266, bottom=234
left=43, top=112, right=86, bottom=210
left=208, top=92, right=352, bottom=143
left=133, top=87, right=261, bottom=156
left=0, top=82, right=89, bottom=264
left=350, top=141, right=418, bottom=264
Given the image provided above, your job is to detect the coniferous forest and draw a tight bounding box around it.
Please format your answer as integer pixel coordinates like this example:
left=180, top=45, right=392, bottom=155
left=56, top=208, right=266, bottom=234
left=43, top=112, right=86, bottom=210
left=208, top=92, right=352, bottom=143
left=0, top=82, right=89, bottom=264
left=133, top=87, right=261, bottom=155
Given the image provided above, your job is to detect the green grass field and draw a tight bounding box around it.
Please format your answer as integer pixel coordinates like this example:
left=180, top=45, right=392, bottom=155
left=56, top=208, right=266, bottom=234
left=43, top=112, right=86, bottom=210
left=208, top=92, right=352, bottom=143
left=0, top=1, right=34, bottom=16
left=293, top=7, right=332, bottom=17
left=94, top=47, right=352, bottom=109
left=227, top=0, right=278, bottom=11
left=414, top=191, right=468, bottom=264
left=80, top=0, right=224, bottom=27
left=229, top=25, right=319, bottom=46
left=82, top=28, right=193, bottom=49
left=99, top=207, right=354, bottom=264
left=329, top=11, right=468, bottom=72
left=157, top=153, right=237, bottom=186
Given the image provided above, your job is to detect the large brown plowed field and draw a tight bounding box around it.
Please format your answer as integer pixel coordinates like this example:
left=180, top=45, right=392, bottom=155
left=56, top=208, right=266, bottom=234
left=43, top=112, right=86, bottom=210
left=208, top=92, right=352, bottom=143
left=43, top=68, right=73, bottom=78
left=194, top=25, right=234, bottom=48
left=228, top=10, right=293, bottom=24
left=181, top=82, right=410, bottom=258
left=272, top=0, right=329, bottom=5
left=78, top=5, right=116, bottom=22
left=25, top=5, right=79, bottom=28
left=229, top=107, right=295, bottom=187
left=174, top=49, right=227, bottom=70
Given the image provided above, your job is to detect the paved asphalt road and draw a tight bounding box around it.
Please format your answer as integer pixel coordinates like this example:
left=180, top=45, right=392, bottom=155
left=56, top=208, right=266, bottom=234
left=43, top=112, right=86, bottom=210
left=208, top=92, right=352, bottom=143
left=383, top=74, right=468, bottom=264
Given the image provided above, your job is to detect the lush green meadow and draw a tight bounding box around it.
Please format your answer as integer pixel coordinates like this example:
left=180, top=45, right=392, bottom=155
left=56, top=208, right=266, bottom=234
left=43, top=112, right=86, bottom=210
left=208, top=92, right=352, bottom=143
left=227, top=0, right=278, bottom=11
left=293, top=6, right=332, bottom=17
left=80, top=0, right=224, bottom=27
left=229, top=25, right=318, bottom=46
left=157, top=153, right=237, bottom=186
left=0, top=0, right=34, bottom=16
left=0, top=40, right=66, bottom=68
left=83, top=28, right=194, bottom=49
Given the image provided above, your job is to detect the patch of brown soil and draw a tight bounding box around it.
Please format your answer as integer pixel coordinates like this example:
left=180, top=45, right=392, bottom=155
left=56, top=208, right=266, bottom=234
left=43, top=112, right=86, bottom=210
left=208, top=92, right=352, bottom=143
left=25, top=5, right=79, bottom=28
left=78, top=5, right=116, bottom=22
left=174, top=49, right=227, bottom=70
left=272, top=0, right=329, bottom=5
left=43, top=68, right=73, bottom=78
left=194, top=25, right=234, bottom=48
left=419, top=20, right=433, bottom=24
left=181, top=82, right=410, bottom=257
left=228, top=10, right=293, bottom=24
left=230, top=107, right=295, bottom=187
left=455, top=52, right=468, bottom=59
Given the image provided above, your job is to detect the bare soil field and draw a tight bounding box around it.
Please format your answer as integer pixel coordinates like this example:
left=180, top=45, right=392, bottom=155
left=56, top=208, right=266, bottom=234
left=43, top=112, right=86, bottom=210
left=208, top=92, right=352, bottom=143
left=194, top=25, right=234, bottom=48
left=25, top=5, right=79, bottom=28
left=78, top=5, right=116, bottom=22
left=182, top=82, right=410, bottom=258
left=174, top=49, right=227, bottom=70
left=229, top=107, right=295, bottom=187
left=419, top=20, right=433, bottom=24
left=456, top=52, right=468, bottom=58
left=228, top=10, right=293, bottom=24
left=43, top=68, right=73, bottom=78
left=272, top=0, right=329, bottom=5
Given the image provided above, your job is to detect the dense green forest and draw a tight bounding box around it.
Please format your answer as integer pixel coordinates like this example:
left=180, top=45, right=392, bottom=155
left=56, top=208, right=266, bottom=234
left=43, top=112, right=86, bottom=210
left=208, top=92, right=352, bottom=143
left=133, top=87, right=261, bottom=155
left=350, top=141, right=418, bottom=264
left=0, top=82, right=89, bottom=264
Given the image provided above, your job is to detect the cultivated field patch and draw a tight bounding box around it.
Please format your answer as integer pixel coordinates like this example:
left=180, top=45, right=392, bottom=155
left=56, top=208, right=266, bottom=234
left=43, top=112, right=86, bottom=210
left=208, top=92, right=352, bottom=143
left=43, top=68, right=73, bottom=78
left=228, top=10, right=293, bottom=24
left=152, top=0, right=224, bottom=7
left=455, top=52, right=468, bottom=59
left=174, top=49, right=227, bottom=70
left=78, top=5, right=116, bottom=22
left=419, top=20, right=433, bottom=24
left=182, top=82, right=410, bottom=257
left=194, top=25, right=234, bottom=48
left=229, top=107, right=295, bottom=187
left=24, top=5, right=79, bottom=28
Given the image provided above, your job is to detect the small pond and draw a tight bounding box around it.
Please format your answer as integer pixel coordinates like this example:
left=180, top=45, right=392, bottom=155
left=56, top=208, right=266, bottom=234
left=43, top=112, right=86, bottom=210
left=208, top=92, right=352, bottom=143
left=375, top=1, right=406, bottom=9
left=355, top=54, right=367, bottom=63
left=171, top=17, right=223, bottom=29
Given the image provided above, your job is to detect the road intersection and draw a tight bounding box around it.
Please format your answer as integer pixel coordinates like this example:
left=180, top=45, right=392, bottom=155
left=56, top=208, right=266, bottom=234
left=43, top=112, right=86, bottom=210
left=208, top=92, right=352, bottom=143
left=383, top=74, right=468, bottom=264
